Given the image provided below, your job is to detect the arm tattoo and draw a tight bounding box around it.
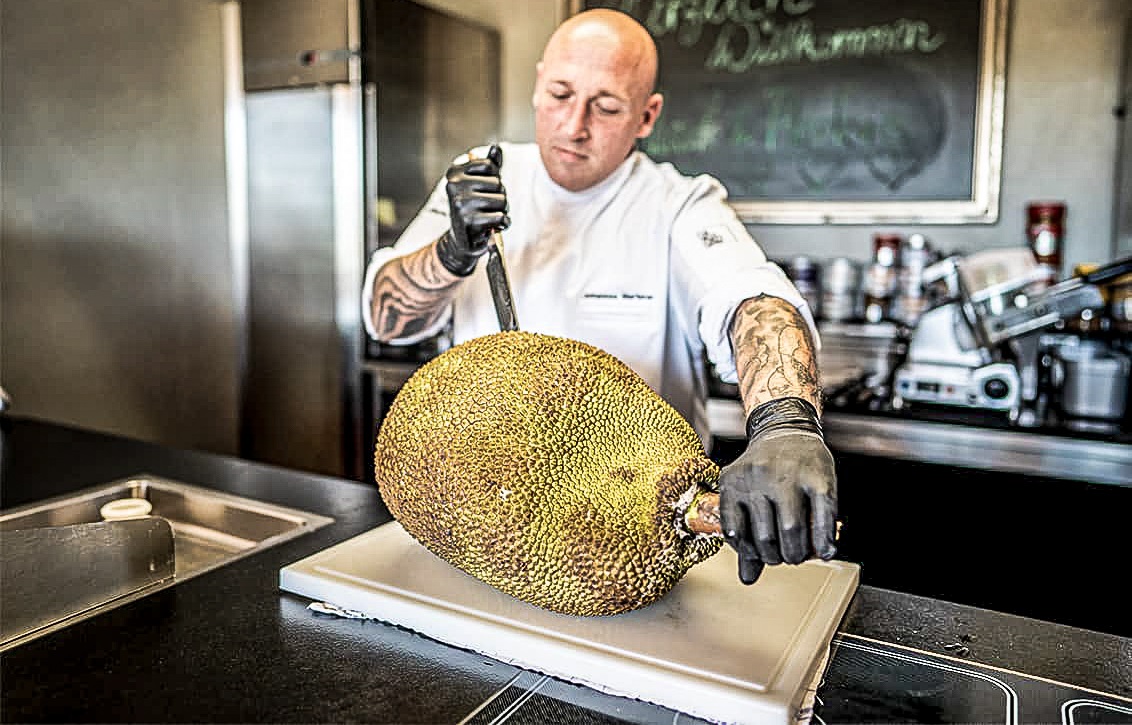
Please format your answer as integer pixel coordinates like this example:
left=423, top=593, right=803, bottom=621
left=729, top=295, right=822, bottom=416
left=370, top=242, right=463, bottom=341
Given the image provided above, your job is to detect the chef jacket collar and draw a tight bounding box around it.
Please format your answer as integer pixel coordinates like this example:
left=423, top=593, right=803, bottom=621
left=535, top=150, right=641, bottom=209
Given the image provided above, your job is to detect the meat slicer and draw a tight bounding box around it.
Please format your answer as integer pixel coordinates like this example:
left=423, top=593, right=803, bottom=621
left=890, top=249, right=1132, bottom=423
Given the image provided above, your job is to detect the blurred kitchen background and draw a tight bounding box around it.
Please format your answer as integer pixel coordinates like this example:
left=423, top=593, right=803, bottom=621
left=2, top=0, right=1130, bottom=480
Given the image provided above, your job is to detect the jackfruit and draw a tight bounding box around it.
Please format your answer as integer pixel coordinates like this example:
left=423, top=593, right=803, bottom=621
left=374, top=330, right=723, bottom=616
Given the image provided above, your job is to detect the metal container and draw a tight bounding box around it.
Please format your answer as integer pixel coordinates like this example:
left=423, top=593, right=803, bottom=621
left=896, top=234, right=933, bottom=326
left=821, top=257, right=861, bottom=323
left=817, top=320, right=900, bottom=389
left=863, top=263, right=897, bottom=323
left=1053, top=341, right=1130, bottom=421
left=1109, top=273, right=1132, bottom=333
left=787, top=256, right=822, bottom=320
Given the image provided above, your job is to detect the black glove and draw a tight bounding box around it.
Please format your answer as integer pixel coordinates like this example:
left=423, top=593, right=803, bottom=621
left=435, top=144, right=510, bottom=277
left=718, top=397, right=838, bottom=585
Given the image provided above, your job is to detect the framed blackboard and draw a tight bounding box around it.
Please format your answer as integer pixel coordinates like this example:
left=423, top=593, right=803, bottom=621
left=574, top=0, right=1009, bottom=224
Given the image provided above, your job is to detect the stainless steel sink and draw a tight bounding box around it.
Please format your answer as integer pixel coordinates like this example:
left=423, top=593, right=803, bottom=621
left=0, top=474, right=334, bottom=650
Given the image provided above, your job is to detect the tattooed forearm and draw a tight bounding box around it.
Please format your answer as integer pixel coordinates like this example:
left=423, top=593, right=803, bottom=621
left=729, top=295, right=822, bottom=416
left=370, top=241, right=463, bottom=342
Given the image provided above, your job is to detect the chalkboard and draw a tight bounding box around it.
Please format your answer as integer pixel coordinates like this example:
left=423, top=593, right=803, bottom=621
left=577, top=0, right=1009, bottom=224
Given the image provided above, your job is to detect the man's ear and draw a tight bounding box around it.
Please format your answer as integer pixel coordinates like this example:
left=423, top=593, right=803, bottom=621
left=532, top=61, right=544, bottom=108
left=636, top=92, right=664, bottom=139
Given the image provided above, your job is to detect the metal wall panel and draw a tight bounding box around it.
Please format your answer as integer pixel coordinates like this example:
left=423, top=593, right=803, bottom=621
left=0, top=0, right=240, bottom=454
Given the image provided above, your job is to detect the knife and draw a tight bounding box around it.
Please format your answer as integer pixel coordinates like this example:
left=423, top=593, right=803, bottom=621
left=471, top=145, right=519, bottom=332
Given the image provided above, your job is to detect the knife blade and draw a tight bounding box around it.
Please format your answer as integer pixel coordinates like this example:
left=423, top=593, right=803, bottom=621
left=485, top=230, right=519, bottom=332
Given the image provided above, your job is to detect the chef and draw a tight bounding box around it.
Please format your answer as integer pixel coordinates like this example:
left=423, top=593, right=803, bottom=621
left=362, top=8, right=837, bottom=585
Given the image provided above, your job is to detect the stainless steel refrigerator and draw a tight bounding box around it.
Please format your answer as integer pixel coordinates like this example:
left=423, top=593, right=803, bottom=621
left=1117, top=14, right=1132, bottom=259
left=238, top=0, right=500, bottom=480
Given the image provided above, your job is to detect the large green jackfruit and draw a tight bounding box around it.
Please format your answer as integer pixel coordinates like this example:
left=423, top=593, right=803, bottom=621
left=374, top=331, right=723, bottom=616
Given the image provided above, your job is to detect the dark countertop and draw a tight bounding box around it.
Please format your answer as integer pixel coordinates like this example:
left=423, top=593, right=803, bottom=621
left=2, top=414, right=1130, bottom=724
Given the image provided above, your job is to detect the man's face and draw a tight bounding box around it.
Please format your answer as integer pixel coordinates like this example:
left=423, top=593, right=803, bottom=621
left=533, top=35, right=662, bottom=192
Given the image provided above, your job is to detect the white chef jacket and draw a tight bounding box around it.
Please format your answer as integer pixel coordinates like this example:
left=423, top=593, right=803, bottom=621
left=363, top=142, right=818, bottom=446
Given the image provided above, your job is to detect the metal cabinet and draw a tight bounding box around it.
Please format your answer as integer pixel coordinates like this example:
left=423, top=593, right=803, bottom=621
left=1117, top=15, right=1132, bottom=258
left=241, top=0, right=355, bottom=91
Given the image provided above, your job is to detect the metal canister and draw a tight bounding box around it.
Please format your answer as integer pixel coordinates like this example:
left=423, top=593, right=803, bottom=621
left=1053, top=340, right=1130, bottom=424
left=896, top=233, right=933, bottom=326
left=1109, top=273, right=1132, bottom=334
left=821, top=257, right=861, bottom=322
left=863, top=266, right=895, bottom=323
left=787, top=256, right=822, bottom=319
left=863, top=234, right=902, bottom=323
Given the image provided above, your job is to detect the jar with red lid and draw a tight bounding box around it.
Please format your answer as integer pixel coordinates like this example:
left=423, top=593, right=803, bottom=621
left=872, top=233, right=903, bottom=267
left=1026, top=202, right=1065, bottom=285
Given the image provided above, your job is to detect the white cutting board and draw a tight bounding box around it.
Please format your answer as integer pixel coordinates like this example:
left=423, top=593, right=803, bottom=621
left=279, top=521, right=859, bottom=725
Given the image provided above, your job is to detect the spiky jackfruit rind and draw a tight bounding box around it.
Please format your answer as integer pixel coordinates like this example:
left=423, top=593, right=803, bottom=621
left=374, top=331, right=723, bottom=616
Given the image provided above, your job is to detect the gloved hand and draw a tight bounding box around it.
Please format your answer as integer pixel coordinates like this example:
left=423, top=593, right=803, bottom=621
left=718, top=397, right=838, bottom=585
left=435, top=144, right=510, bottom=277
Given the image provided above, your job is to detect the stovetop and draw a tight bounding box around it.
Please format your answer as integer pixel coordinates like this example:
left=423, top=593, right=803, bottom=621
left=393, top=633, right=1132, bottom=725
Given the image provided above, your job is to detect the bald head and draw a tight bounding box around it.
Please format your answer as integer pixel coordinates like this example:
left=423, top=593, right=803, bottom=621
left=532, top=9, right=664, bottom=191
left=542, top=9, right=658, bottom=103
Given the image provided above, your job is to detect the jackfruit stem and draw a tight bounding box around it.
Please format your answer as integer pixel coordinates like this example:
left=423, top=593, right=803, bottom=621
left=684, top=492, right=722, bottom=537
